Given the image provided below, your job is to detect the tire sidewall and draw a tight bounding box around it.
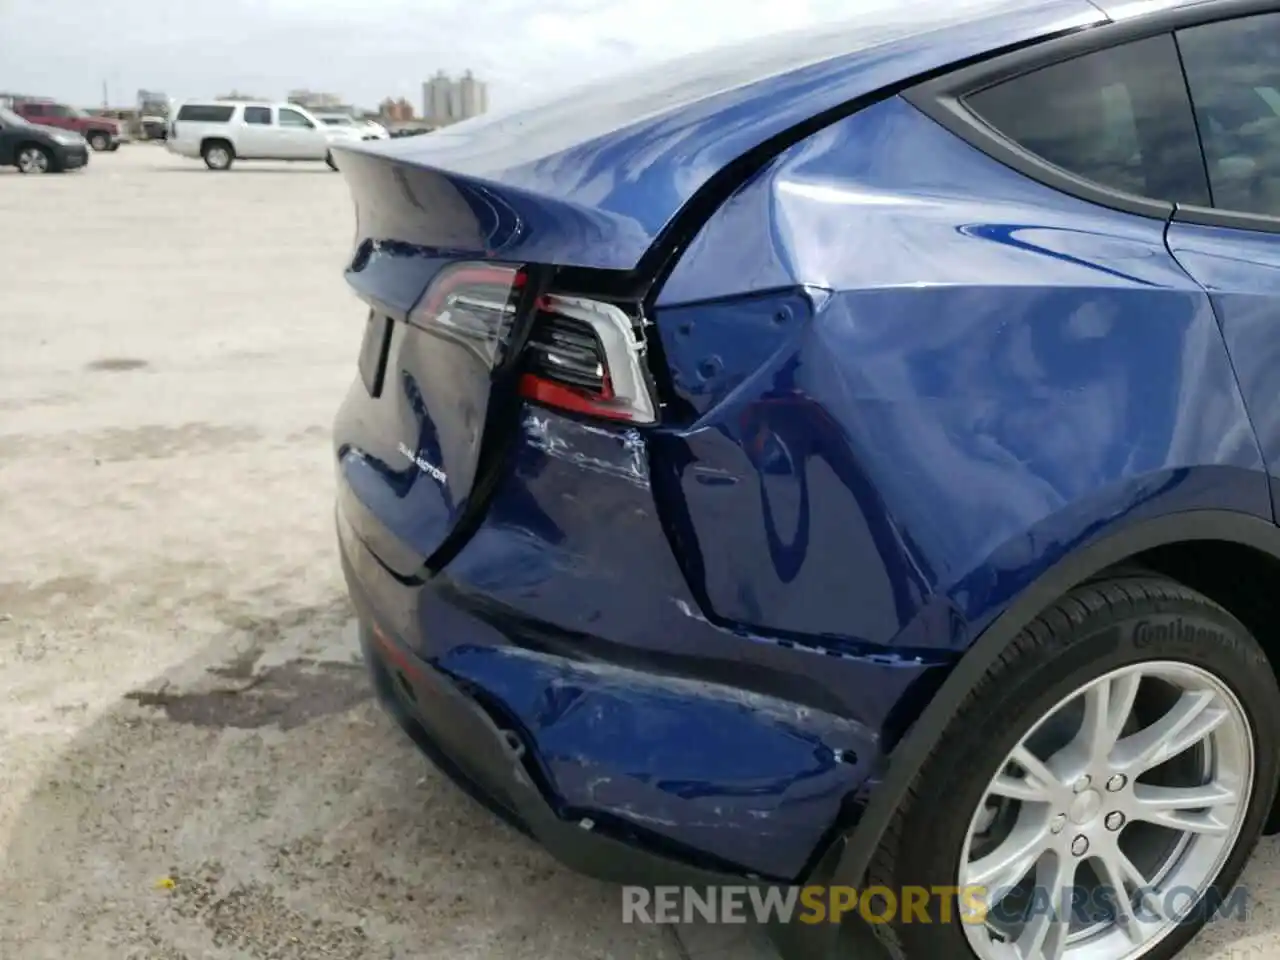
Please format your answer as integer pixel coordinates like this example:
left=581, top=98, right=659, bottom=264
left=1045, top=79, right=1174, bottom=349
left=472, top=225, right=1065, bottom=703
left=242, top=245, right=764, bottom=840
left=891, top=595, right=1280, bottom=960
left=203, top=144, right=232, bottom=171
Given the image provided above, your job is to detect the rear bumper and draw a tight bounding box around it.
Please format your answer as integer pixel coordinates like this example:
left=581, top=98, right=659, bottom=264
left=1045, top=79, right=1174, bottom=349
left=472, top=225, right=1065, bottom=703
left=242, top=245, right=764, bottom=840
left=337, top=498, right=884, bottom=882
left=165, top=140, right=199, bottom=158
left=353, top=607, right=752, bottom=888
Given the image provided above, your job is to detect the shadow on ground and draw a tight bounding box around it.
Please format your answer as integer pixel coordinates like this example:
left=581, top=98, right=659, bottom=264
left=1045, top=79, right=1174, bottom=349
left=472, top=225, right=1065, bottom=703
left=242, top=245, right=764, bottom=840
left=0, top=600, right=720, bottom=960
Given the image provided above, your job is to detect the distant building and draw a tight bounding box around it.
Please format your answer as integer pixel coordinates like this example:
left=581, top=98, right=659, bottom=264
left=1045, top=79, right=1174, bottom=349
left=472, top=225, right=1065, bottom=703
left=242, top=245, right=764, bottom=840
left=288, top=89, right=342, bottom=108
left=378, top=97, right=415, bottom=122
left=459, top=70, right=487, bottom=118
left=421, top=70, right=488, bottom=126
left=287, top=90, right=358, bottom=116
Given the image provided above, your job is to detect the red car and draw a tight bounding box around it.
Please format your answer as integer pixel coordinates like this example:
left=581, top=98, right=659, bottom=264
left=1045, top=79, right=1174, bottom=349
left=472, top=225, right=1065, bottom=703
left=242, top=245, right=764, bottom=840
left=11, top=100, right=124, bottom=152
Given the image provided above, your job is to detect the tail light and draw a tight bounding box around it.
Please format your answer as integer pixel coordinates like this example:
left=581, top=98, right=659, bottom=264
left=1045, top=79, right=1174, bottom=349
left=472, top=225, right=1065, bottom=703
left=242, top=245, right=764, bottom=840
left=518, top=295, right=657, bottom=424
left=408, top=262, right=527, bottom=368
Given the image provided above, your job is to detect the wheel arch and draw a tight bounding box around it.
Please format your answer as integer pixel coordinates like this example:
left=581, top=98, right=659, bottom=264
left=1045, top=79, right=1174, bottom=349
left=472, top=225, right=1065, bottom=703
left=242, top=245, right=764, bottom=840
left=819, top=509, right=1280, bottom=901
left=200, top=136, right=234, bottom=155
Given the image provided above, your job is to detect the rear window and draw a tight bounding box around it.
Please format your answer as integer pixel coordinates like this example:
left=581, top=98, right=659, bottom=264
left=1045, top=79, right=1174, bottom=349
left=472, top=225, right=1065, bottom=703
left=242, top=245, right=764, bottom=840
left=176, top=104, right=236, bottom=123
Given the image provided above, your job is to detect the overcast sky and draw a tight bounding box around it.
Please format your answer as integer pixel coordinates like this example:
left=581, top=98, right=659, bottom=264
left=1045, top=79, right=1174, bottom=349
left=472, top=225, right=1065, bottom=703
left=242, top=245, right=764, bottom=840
left=0, top=0, right=858, bottom=109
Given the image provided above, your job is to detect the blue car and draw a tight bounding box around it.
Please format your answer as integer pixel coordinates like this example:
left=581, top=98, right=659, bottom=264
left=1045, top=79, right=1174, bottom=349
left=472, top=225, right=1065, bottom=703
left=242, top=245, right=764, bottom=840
left=331, top=2, right=1280, bottom=958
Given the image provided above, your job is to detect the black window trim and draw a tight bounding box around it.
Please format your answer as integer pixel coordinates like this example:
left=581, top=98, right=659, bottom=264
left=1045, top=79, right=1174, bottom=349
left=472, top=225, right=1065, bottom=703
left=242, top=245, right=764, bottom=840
left=903, top=0, right=1280, bottom=235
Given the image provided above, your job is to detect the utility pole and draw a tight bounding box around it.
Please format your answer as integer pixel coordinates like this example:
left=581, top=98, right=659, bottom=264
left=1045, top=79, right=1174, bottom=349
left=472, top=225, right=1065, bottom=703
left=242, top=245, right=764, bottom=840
left=102, top=79, right=108, bottom=108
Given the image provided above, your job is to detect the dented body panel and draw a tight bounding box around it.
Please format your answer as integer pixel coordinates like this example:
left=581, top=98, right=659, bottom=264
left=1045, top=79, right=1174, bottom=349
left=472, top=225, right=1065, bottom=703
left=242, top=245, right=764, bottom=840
left=334, top=0, right=1278, bottom=900
left=652, top=96, right=1270, bottom=648
left=340, top=405, right=938, bottom=878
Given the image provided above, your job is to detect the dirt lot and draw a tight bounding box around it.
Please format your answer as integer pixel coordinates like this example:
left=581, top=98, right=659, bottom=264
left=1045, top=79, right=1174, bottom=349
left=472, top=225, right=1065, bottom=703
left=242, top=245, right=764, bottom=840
left=1, top=145, right=1279, bottom=960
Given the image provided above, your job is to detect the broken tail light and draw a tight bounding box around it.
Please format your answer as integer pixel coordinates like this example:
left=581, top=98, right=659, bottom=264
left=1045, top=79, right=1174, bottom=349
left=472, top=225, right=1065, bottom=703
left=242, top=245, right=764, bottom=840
left=409, top=262, right=528, bottom=369
left=519, top=295, right=657, bottom=424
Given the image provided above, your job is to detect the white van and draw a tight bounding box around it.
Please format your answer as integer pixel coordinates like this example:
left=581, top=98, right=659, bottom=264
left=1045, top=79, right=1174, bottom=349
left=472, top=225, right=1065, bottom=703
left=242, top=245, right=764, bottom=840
left=166, top=100, right=364, bottom=170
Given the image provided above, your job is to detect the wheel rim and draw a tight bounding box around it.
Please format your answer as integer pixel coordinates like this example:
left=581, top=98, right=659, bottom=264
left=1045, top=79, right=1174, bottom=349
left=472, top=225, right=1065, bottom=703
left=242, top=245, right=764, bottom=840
left=17, top=149, right=47, bottom=173
left=91, top=135, right=106, bottom=149
left=959, top=661, right=1253, bottom=960
left=208, top=148, right=228, bottom=168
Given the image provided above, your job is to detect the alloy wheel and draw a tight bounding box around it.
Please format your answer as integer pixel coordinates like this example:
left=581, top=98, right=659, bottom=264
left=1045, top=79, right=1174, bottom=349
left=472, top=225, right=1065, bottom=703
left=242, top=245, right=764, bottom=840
left=16, top=148, right=49, bottom=174
left=959, top=661, right=1253, bottom=960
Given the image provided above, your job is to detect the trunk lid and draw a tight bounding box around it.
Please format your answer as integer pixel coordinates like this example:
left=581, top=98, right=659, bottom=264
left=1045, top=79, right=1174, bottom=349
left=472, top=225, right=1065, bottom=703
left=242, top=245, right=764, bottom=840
left=335, top=256, right=534, bottom=573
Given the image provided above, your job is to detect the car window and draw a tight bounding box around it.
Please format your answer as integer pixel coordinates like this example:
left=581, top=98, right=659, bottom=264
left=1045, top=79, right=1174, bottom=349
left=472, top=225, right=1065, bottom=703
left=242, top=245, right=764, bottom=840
left=1178, top=13, right=1280, bottom=218
left=46, top=104, right=71, bottom=118
left=244, top=106, right=272, bottom=126
left=22, top=104, right=45, bottom=116
left=176, top=104, right=236, bottom=123
left=278, top=108, right=313, bottom=129
left=963, top=35, right=1210, bottom=207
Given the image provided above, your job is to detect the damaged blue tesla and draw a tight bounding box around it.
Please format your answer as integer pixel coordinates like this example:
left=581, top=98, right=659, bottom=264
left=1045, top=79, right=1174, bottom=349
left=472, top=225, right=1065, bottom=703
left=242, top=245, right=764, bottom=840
left=331, top=1, right=1280, bottom=957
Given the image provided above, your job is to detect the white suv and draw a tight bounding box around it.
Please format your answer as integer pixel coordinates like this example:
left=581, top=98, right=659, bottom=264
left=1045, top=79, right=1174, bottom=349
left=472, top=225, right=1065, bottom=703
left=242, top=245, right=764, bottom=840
left=166, top=100, right=364, bottom=170
left=314, top=113, right=390, bottom=140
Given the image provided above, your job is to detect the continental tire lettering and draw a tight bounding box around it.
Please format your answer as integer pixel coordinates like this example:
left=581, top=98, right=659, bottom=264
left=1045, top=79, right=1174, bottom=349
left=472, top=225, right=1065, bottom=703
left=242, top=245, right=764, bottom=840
left=1133, top=619, right=1226, bottom=649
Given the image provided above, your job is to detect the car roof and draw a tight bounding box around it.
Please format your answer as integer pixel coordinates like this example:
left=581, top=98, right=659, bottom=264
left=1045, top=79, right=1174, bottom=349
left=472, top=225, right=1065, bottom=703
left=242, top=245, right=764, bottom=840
left=1090, top=0, right=1212, bottom=17
left=177, top=100, right=296, bottom=109
left=380, top=0, right=1105, bottom=175
left=366, top=0, right=1111, bottom=271
left=396, top=0, right=1102, bottom=166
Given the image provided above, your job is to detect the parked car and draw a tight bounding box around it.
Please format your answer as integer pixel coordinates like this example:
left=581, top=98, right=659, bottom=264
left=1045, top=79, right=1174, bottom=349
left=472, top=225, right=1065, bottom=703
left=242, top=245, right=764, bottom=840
left=139, top=115, right=168, bottom=141
left=165, top=100, right=363, bottom=170
left=331, top=2, right=1280, bottom=960
left=315, top=113, right=388, bottom=140
left=11, top=99, right=124, bottom=152
left=0, top=106, right=88, bottom=174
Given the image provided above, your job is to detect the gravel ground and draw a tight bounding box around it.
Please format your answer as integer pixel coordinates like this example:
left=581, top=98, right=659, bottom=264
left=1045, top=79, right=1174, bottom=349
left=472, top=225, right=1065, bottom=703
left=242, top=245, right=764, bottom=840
left=1, top=145, right=1279, bottom=960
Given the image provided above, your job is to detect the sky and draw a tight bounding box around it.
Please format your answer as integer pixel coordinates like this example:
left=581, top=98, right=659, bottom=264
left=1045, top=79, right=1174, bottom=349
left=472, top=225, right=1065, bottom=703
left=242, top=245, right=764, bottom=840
left=0, top=0, right=860, bottom=110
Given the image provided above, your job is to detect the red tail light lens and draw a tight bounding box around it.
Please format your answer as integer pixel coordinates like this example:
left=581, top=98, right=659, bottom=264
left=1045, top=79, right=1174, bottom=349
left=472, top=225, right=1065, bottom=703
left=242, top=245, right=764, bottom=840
left=409, top=262, right=527, bottom=367
left=518, top=295, right=656, bottom=424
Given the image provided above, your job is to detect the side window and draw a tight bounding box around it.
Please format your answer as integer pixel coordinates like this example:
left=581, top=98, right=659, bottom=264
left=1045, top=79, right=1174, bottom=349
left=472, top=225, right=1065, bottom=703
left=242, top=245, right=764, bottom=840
left=964, top=35, right=1211, bottom=207
left=46, top=104, right=70, bottom=118
left=278, top=108, right=313, bottom=129
left=244, top=106, right=272, bottom=126
left=176, top=105, right=235, bottom=123
left=23, top=104, right=44, bottom=117
left=1178, top=14, right=1280, bottom=217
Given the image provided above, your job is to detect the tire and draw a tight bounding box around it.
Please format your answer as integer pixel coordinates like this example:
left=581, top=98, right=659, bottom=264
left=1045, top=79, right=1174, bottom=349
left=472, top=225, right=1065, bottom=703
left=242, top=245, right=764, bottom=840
left=868, top=575, right=1280, bottom=960
left=15, top=144, right=53, bottom=174
left=202, top=140, right=234, bottom=171
left=108, top=142, right=121, bottom=152
left=325, top=151, right=338, bottom=171
left=87, top=131, right=111, bottom=152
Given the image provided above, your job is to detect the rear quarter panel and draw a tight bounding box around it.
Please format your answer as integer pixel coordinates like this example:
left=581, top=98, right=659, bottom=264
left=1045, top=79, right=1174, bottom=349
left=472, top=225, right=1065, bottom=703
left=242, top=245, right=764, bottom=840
left=651, top=94, right=1271, bottom=656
